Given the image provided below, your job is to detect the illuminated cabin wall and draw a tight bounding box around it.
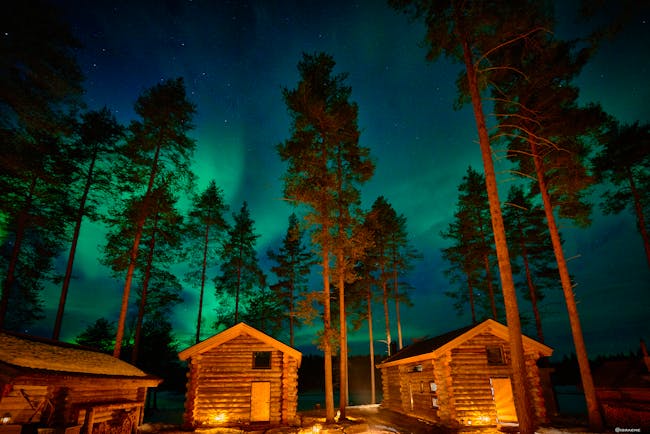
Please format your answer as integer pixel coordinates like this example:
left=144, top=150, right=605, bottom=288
left=182, top=333, right=300, bottom=428
left=379, top=331, right=548, bottom=427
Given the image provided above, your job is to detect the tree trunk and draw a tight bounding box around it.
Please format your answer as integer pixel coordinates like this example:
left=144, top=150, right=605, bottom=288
left=456, top=11, right=534, bottom=431
left=466, top=273, right=477, bottom=323
left=54, top=153, right=97, bottom=340
left=367, top=284, right=376, bottom=404
left=196, top=221, right=210, bottom=344
left=393, top=266, right=403, bottom=350
left=234, top=244, right=242, bottom=324
left=627, top=168, right=650, bottom=269
left=337, top=249, right=348, bottom=419
left=520, top=241, right=544, bottom=343
left=0, top=178, right=36, bottom=328
left=132, top=209, right=159, bottom=365
left=114, top=139, right=162, bottom=358
left=530, top=136, right=603, bottom=430
left=382, top=276, right=391, bottom=356
left=483, top=253, right=498, bottom=320
left=322, top=242, right=335, bottom=423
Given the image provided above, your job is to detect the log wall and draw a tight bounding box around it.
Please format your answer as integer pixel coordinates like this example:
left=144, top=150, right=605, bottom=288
left=0, top=380, right=148, bottom=434
left=379, top=330, right=548, bottom=428
left=183, top=334, right=299, bottom=428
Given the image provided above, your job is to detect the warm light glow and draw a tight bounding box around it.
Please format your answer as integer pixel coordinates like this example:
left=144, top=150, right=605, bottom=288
left=1, top=414, right=11, bottom=424
left=311, top=423, right=322, bottom=433
left=211, top=411, right=228, bottom=423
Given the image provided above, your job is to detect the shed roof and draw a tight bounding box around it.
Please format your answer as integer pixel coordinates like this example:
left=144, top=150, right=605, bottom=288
left=378, top=319, right=552, bottom=368
left=178, top=322, right=302, bottom=364
left=0, top=331, right=160, bottom=382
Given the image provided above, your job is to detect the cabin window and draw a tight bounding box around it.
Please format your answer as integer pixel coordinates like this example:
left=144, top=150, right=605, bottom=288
left=486, top=345, right=505, bottom=365
left=253, top=351, right=272, bottom=369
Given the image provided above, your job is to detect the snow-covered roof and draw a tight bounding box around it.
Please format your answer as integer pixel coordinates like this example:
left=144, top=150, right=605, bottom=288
left=0, top=331, right=159, bottom=381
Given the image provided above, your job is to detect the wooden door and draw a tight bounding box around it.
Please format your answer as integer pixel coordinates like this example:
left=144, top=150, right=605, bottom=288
left=490, top=377, right=518, bottom=423
left=250, top=382, right=271, bottom=422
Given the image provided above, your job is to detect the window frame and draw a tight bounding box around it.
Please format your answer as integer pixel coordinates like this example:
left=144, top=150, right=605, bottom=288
left=252, top=351, right=272, bottom=369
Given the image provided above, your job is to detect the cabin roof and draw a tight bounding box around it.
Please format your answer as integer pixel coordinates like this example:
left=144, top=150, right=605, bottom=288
left=178, top=322, right=302, bottom=364
left=0, top=331, right=160, bottom=382
left=378, top=319, right=553, bottom=368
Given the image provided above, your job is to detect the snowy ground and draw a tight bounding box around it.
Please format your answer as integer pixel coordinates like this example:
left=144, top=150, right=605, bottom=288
left=140, top=404, right=603, bottom=434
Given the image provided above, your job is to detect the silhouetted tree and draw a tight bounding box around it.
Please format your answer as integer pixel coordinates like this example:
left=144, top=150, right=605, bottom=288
left=441, top=168, right=501, bottom=322
left=54, top=108, right=124, bottom=340
left=131, top=185, right=184, bottom=364
left=185, top=180, right=229, bottom=343
left=389, top=1, right=552, bottom=430
left=267, top=213, right=316, bottom=346
left=0, top=1, right=84, bottom=328
left=593, top=121, right=650, bottom=268
left=278, top=52, right=374, bottom=422
left=111, top=78, right=196, bottom=357
left=214, top=202, right=265, bottom=325
left=503, top=185, right=558, bottom=342
left=491, top=31, right=609, bottom=429
left=75, top=318, right=116, bottom=354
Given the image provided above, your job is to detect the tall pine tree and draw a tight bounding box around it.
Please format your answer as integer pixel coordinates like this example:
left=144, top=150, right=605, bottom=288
left=214, top=202, right=265, bottom=326
left=185, top=180, right=229, bottom=343
left=278, top=52, right=374, bottom=422
left=267, top=213, right=315, bottom=347
left=111, top=78, right=196, bottom=357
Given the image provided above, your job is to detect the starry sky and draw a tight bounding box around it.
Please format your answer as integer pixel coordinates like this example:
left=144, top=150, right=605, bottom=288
left=32, top=0, right=649, bottom=359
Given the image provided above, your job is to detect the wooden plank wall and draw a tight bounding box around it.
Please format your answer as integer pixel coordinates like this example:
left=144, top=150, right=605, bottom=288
left=379, top=331, right=548, bottom=427
left=0, top=385, right=49, bottom=425
left=183, top=334, right=299, bottom=427
left=448, top=332, right=502, bottom=425
left=0, top=381, right=147, bottom=433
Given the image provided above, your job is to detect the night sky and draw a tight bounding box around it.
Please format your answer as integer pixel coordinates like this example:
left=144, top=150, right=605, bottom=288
left=32, top=0, right=649, bottom=359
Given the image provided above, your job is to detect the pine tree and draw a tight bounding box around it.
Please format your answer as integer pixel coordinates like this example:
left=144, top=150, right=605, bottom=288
left=278, top=52, right=373, bottom=422
left=593, top=121, right=650, bottom=268
left=503, top=185, right=558, bottom=342
left=111, top=78, right=196, bottom=357
left=441, top=168, right=501, bottom=322
left=185, top=180, right=229, bottom=343
left=75, top=318, right=117, bottom=354
left=53, top=108, right=124, bottom=340
left=214, top=202, right=266, bottom=325
left=491, top=31, right=609, bottom=429
left=131, top=185, right=184, bottom=364
left=267, top=213, right=316, bottom=346
left=0, top=1, right=84, bottom=329
left=389, top=2, right=552, bottom=430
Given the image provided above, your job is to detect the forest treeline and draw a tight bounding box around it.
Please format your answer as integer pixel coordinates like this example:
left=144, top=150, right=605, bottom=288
left=1, top=0, right=649, bottom=431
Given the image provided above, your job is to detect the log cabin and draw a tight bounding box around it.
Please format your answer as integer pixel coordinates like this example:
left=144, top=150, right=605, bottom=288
left=376, top=319, right=553, bottom=428
left=178, top=322, right=301, bottom=429
left=0, top=331, right=160, bottom=434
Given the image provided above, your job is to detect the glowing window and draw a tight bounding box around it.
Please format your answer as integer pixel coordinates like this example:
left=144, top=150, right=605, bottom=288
left=253, top=351, right=272, bottom=369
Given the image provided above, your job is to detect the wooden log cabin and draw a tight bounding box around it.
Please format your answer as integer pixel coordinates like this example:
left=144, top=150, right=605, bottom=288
left=0, top=331, right=160, bottom=434
left=376, top=319, right=553, bottom=428
left=178, top=322, right=302, bottom=429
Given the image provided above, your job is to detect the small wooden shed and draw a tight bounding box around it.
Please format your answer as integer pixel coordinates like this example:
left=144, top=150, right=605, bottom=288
left=0, top=331, right=161, bottom=434
left=376, top=319, right=553, bottom=428
left=178, top=322, right=302, bottom=429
